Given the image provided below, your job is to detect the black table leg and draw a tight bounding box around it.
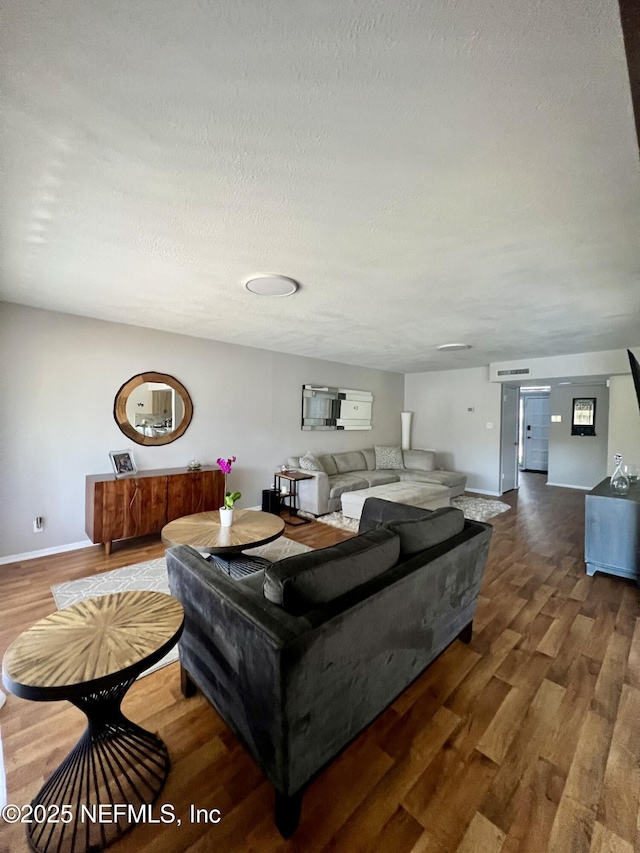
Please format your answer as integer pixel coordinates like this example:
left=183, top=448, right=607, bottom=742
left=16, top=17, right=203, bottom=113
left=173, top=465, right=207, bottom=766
left=27, top=677, right=170, bottom=853
left=276, top=476, right=311, bottom=526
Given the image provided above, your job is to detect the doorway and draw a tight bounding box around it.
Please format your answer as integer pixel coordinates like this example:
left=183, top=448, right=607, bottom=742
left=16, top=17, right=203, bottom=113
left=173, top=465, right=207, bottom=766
left=520, top=393, right=550, bottom=473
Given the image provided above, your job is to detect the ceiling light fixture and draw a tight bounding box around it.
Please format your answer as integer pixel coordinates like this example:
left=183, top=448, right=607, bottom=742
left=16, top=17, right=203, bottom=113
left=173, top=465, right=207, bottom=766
left=244, top=274, right=299, bottom=297
left=436, top=343, right=472, bottom=352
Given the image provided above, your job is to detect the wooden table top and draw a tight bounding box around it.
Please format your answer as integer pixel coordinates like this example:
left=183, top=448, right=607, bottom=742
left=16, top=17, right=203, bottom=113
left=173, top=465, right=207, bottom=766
left=276, top=470, right=314, bottom=481
left=2, top=591, right=184, bottom=700
left=161, top=508, right=285, bottom=553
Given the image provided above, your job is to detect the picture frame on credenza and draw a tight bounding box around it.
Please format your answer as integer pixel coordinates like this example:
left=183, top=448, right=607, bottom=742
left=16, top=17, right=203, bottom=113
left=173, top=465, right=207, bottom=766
left=109, top=449, right=137, bottom=477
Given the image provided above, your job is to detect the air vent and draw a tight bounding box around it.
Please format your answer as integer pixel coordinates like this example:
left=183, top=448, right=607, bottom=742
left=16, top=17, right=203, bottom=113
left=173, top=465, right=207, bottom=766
left=497, top=368, right=530, bottom=376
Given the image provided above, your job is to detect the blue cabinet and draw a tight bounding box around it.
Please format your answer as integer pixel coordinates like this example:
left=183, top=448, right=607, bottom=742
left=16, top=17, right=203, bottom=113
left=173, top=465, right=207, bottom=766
left=585, top=478, right=640, bottom=580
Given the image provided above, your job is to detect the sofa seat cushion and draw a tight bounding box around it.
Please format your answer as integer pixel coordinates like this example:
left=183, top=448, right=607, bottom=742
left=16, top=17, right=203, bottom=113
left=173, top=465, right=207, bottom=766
left=263, top=527, right=400, bottom=615
left=328, top=473, right=369, bottom=499
left=359, top=470, right=400, bottom=487
left=384, top=507, right=465, bottom=557
left=332, top=450, right=367, bottom=474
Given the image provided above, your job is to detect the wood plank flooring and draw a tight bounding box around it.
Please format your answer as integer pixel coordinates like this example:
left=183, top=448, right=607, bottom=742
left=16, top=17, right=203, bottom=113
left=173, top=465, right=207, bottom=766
left=1, top=473, right=639, bottom=852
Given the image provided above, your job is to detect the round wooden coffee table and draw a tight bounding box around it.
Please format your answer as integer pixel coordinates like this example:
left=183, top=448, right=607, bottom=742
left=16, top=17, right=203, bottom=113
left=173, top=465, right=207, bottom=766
left=2, top=590, right=184, bottom=853
left=162, top=508, right=285, bottom=552
left=162, top=509, right=285, bottom=578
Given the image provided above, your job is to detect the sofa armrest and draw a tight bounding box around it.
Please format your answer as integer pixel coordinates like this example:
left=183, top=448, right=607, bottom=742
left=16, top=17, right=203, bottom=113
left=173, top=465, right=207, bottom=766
left=287, top=467, right=330, bottom=516
left=166, top=545, right=309, bottom=791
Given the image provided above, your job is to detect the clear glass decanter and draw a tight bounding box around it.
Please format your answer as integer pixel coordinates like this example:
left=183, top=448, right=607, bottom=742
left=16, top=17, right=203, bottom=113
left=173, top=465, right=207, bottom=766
left=610, top=453, right=630, bottom=495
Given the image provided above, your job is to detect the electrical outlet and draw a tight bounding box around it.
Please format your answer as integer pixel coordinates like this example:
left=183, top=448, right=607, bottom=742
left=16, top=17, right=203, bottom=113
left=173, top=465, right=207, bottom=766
left=33, top=516, right=44, bottom=533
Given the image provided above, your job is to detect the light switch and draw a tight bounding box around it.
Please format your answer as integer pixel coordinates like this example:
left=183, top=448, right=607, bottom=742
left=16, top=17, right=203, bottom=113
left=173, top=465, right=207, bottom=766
left=551, top=414, right=562, bottom=423
left=486, top=422, right=494, bottom=429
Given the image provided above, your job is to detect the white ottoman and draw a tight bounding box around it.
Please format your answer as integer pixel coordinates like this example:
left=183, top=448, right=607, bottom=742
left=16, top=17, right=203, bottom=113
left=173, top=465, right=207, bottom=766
left=341, top=482, right=452, bottom=520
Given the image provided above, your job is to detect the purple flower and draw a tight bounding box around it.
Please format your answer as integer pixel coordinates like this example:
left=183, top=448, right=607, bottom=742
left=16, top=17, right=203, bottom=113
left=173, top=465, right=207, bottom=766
left=216, top=456, right=236, bottom=475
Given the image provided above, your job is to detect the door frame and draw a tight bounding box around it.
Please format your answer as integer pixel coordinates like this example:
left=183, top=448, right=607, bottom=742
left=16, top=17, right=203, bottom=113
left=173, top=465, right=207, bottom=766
left=521, top=392, right=550, bottom=473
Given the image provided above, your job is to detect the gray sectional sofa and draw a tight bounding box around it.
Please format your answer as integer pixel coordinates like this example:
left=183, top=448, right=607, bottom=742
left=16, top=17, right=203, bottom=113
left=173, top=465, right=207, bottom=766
left=166, top=497, right=492, bottom=837
left=285, top=447, right=466, bottom=515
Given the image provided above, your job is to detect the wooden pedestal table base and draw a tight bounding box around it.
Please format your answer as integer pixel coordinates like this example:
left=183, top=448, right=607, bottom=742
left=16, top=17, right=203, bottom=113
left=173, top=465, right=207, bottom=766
left=1, top=591, right=184, bottom=853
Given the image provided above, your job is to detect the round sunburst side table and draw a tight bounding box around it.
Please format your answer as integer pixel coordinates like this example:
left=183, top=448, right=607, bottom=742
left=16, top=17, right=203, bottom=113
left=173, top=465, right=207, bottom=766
left=2, top=590, right=184, bottom=853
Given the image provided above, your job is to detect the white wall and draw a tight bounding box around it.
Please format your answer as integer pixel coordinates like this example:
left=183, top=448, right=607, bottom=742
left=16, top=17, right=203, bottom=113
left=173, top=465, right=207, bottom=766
left=0, top=304, right=404, bottom=559
left=547, top=384, right=609, bottom=489
left=404, top=367, right=502, bottom=495
left=607, top=375, right=640, bottom=473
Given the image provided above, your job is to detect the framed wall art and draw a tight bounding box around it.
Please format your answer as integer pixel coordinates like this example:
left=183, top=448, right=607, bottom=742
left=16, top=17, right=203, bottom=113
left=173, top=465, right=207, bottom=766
left=571, top=398, right=596, bottom=436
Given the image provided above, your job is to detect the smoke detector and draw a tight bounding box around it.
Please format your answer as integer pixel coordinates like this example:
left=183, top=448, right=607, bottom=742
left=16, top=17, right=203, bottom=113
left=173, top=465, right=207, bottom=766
left=436, top=343, right=472, bottom=352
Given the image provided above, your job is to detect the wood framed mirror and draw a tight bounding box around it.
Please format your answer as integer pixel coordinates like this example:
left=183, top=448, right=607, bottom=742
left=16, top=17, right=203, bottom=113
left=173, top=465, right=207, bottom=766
left=114, top=372, right=193, bottom=446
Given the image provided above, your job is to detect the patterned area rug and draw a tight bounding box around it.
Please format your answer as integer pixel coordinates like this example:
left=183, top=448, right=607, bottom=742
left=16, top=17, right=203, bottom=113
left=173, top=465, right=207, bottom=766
left=299, top=495, right=511, bottom=533
left=50, top=536, right=312, bottom=677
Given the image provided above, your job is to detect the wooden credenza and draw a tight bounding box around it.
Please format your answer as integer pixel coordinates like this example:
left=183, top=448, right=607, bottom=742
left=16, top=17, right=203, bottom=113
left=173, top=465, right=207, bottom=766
left=86, top=466, right=224, bottom=554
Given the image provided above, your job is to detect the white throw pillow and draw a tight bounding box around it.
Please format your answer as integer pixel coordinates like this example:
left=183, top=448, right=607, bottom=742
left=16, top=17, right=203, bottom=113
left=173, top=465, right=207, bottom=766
left=299, top=451, right=325, bottom=473
left=374, top=445, right=405, bottom=470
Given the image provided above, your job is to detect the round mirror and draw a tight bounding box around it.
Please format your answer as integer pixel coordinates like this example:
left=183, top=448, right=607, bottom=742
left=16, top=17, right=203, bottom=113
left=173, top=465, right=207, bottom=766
left=114, top=372, right=193, bottom=446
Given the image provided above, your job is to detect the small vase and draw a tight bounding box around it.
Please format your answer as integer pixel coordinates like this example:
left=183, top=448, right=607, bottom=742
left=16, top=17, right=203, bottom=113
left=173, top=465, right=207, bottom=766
left=610, top=454, right=630, bottom=495
left=219, top=507, right=234, bottom=527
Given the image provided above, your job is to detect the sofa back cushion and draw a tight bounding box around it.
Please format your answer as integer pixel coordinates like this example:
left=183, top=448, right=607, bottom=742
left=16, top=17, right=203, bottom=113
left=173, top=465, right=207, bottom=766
left=384, top=507, right=465, bottom=557
left=402, top=449, right=436, bottom=472
left=319, top=453, right=338, bottom=476
left=332, top=450, right=367, bottom=474
left=264, top=527, right=400, bottom=615
left=361, top=447, right=376, bottom=470
left=358, top=497, right=432, bottom=534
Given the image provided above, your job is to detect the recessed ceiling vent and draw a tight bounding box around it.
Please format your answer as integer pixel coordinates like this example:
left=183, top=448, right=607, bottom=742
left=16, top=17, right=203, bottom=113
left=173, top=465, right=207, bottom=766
left=497, top=368, right=531, bottom=376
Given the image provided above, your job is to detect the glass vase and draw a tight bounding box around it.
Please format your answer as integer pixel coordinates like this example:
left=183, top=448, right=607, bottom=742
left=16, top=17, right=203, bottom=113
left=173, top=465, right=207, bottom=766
left=610, top=454, right=630, bottom=495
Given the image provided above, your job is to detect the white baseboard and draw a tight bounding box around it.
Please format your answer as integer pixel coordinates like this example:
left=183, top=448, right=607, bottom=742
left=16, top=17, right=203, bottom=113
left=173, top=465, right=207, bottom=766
left=0, top=539, right=95, bottom=566
left=545, top=482, right=592, bottom=491
left=465, top=488, right=503, bottom=497
left=1, top=506, right=268, bottom=566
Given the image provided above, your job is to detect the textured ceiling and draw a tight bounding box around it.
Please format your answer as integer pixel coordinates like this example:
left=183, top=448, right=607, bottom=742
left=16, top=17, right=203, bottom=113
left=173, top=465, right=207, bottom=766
left=2, top=0, right=640, bottom=373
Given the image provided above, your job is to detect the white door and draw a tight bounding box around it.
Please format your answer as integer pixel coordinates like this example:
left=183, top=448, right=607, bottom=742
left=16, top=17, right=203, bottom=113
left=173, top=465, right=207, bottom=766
left=523, top=395, right=550, bottom=472
left=500, top=385, right=519, bottom=492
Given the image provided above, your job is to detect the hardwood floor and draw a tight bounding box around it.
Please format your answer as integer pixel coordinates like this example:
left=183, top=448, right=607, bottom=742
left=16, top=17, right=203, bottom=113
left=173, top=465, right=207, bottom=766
left=1, top=474, right=638, bottom=853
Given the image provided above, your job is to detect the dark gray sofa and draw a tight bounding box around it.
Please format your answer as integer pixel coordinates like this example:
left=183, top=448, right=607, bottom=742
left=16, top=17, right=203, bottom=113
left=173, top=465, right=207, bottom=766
left=166, top=498, right=492, bottom=836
